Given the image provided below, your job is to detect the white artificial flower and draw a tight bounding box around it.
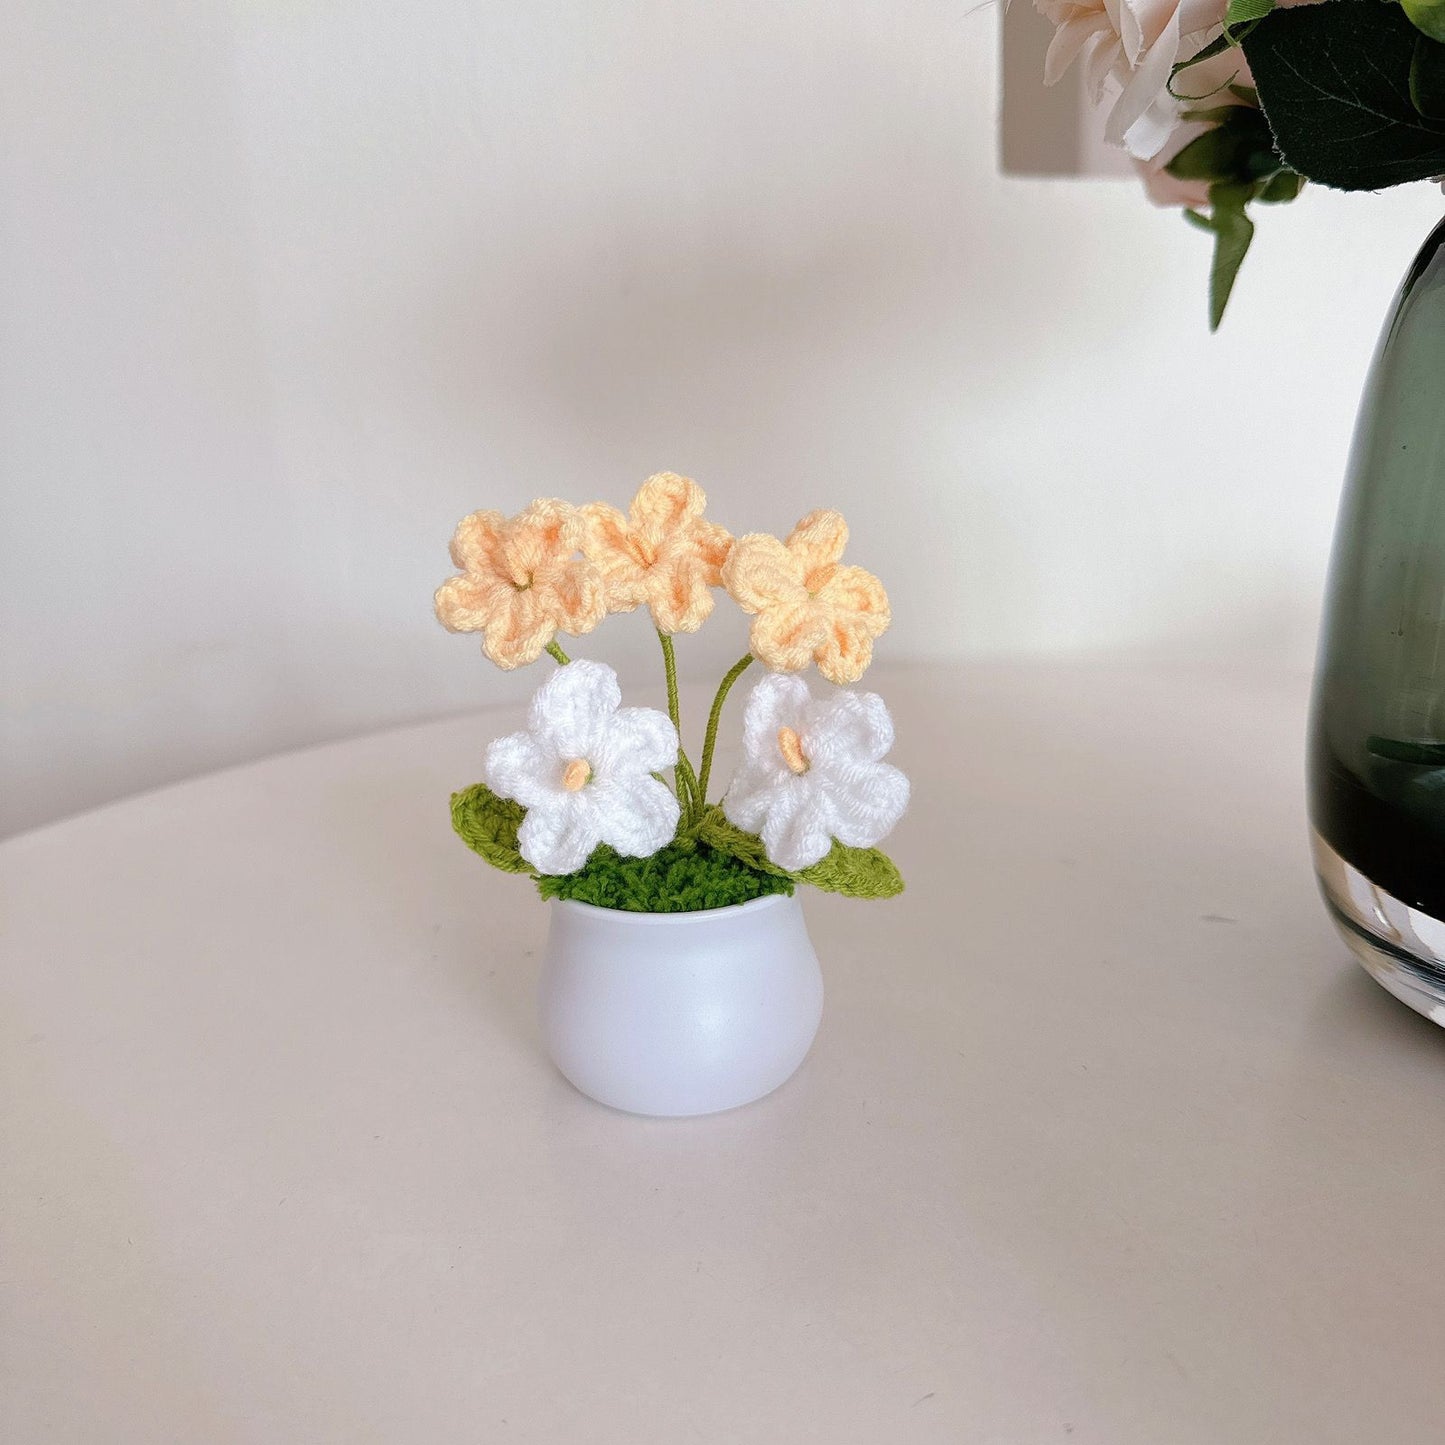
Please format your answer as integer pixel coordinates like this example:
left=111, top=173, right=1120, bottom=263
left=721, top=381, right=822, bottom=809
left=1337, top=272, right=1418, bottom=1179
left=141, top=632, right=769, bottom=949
left=1034, top=0, right=1229, bottom=159
left=486, top=659, right=681, bottom=875
left=723, top=673, right=909, bottom=873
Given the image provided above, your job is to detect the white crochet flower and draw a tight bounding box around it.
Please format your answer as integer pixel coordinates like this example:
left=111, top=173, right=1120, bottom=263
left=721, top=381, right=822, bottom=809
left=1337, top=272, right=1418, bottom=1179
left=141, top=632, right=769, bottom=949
left=723, top=673, right=909, bottom=873
left=486, top=660, right=681, bottom=875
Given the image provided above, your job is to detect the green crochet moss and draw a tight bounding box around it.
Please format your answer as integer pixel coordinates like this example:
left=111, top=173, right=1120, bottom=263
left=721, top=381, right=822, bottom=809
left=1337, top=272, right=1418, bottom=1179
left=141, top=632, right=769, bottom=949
left=535, top=840, right=794, bottom=913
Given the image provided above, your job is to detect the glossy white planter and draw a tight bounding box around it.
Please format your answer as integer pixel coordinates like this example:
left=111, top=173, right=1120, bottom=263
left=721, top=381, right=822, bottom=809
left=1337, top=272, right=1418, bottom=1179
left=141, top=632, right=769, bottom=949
left=539, top=893, right=823, bottom=1117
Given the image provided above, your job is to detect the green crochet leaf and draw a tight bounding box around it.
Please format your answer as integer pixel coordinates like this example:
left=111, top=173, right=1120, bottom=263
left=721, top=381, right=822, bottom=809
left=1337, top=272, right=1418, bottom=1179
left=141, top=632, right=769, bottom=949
left=796, top=841, right=904, bottom=900
left=693, top=807, right=793, bottom=877
left=450, top=783, right=536, bottom=875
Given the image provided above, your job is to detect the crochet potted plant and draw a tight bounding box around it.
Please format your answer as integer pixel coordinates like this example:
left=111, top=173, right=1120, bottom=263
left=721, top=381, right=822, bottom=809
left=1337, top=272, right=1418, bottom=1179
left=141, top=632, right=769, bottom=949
left=436, top=474, right=909, bottom=1115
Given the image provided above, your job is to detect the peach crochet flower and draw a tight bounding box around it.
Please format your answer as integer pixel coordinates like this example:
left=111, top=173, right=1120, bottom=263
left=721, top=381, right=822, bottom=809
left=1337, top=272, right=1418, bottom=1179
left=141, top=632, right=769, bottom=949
left=578, top=473, right=732, bottom=634
left=722, top=510, right=890, bottom=685
left=435, top=499, right=605, bottom=669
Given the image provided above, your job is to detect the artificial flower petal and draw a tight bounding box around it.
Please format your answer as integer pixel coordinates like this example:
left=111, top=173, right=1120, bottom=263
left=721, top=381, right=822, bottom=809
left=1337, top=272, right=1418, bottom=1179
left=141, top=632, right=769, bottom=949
left=760, top=785, right=836, bottom=874
left=487, top=659, right=680, bottom=875
left=526, top=658, right=622, bottom=759
left=721, top=510, right=889, bottom=681
left=722, top=672, right=909, bottom=871
left=592, top=775, right=682, bottom=857
left=519, top=800, right=602, bottom=875
left=484, top=731, right=560, bottom=810
left=786, top=510, right=850, bottom=589
left=435, top=498, right=604, bottom=668
left=596, top=706, right=682, bottom=777
left=579, top=473, right=733, bottom=634
left=803, top=689, right=895, bottom=768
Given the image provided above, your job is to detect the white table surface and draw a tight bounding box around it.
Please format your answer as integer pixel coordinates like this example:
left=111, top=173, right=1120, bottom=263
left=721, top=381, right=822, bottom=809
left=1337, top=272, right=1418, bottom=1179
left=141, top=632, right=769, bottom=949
left=4, top=658, right=1444, bottom=1444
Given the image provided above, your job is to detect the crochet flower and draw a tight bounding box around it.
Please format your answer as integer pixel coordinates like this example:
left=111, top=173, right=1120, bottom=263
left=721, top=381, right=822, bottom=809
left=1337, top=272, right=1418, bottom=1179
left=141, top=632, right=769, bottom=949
left=723, top=673, right=909, bottom=872
left=435, top=499, right=606, bottom=670
left=721, top=510, right=890, bottom=685
left=486, top=660, right=681, bottom=874
left=578, top=473, right=733, bottom=634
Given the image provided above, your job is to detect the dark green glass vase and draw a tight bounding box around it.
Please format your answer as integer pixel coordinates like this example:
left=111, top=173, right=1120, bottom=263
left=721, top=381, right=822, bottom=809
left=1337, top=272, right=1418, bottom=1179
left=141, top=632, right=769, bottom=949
left=1311, top=215, right=1445, bottom=1023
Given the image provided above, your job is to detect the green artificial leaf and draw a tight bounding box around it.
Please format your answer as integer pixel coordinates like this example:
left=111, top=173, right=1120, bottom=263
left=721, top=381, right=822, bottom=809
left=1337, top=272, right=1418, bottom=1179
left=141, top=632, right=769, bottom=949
left=1181, top=104, right=1246, bottom=126
left=1243, top=0, right=1445, bottom=189
left=1257, top=168, right=1304, bottom=203
left=796, top=842, right=905, bottom=900
left=693, top=807, right=792, bottom=877
left=1166, top=99, right=1301, bottom=327
left=1204, top=182, right=1256, bottom=331
left=1165, top=104, right=1283, bottom=186
left=1170, top=33, right=1233, bottom=93
left=450, top=782, right=535, bottom=875
left=1167, top=125, right=1254, bottom=181
left=1170, top=0, right=1271, bottom=96
left=1405, top=0, right=1445, bottom=44
left=1224, top=0, right=1274, bottom=36
left=1411, top=32, right=1445, bottom=116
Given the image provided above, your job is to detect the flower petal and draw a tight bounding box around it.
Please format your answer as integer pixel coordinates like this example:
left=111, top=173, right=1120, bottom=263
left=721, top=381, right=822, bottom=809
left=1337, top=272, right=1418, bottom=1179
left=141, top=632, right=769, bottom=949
left=785, top=510, right=849, bottom=590
left=518, top=797, right=602, bottom=875
left=1044, top=15, right=1105, bottom=85
left=1106, top=6, right=1183, bottom=158
left=818, top=564, right=890, bottom=631
left=434, top=573, right=513, bottom=633
left=578, top=502, right=649, bottom=612
left=750, top=601, right=827, bottom=674
left=804, top=688, right=895, bottom=768
left=648, top=553, right=716, bottom=634
left=740, top=672, right=812, bottom=759
left=592, top=775, right=681, bottom=858
left=722, top=767, right=789, bottom=833
left=722, top=533, right=806, bottom=614
left=823, top=761, right=910, bottom=850
left=497, top=498, right=579, bottom=586
left=595, top=706, right=679, bottom=777
left=485, top=730, right=560, bottom=809
left=546, top=560, right=606, bottom=637
left=448, top=510, right=505, bottom=572
left=813, top=620, right=876, bottom=686
left=759, top=779, right=834, bottom=871
left=527, top=658, right=620, bottom=757
left=577, top=501, right=632, bottom=566
left=481, top=590, right=556, bottom=670
left=692, top=519, right=733, bottom=581
left=629, top=472, right=706, bottom=549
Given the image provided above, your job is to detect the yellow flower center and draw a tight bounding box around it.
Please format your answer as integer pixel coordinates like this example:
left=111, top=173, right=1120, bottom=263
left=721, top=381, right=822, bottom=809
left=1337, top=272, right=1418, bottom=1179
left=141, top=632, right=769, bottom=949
left=562, top=758, right=592, bottom=792
left=777, top=726, right=809, bottom=776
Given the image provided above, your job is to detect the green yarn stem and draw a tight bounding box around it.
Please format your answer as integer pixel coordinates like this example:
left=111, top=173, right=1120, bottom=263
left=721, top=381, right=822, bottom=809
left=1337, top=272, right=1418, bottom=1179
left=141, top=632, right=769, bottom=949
left=546, top=641, right=570, bottom=665
left=697, top=653, right=754, bottom=805
left=656, top=629, right=700, bottom=815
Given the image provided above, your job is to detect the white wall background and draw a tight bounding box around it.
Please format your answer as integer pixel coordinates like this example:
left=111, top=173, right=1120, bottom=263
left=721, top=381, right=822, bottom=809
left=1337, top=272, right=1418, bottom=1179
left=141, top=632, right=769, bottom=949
left=2, top=0, right=1440, bottom=838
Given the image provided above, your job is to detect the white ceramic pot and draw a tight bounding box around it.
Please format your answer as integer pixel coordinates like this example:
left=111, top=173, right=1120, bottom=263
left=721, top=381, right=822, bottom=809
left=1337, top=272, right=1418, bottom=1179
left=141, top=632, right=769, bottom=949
left=538, top=892, right=823, bottom=1117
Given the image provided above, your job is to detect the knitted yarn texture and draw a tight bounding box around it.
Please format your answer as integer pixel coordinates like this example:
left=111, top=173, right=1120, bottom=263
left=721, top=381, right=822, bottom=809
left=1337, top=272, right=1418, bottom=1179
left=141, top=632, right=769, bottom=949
left=486, top=660, right=681, bottom=874
left=722, top=672, right=909, bottom=872
left=435, top=499, right=605, bottom=669
left=721, top=509, right=890, bottom=685
left=579, top=473, right=732, bottom=634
